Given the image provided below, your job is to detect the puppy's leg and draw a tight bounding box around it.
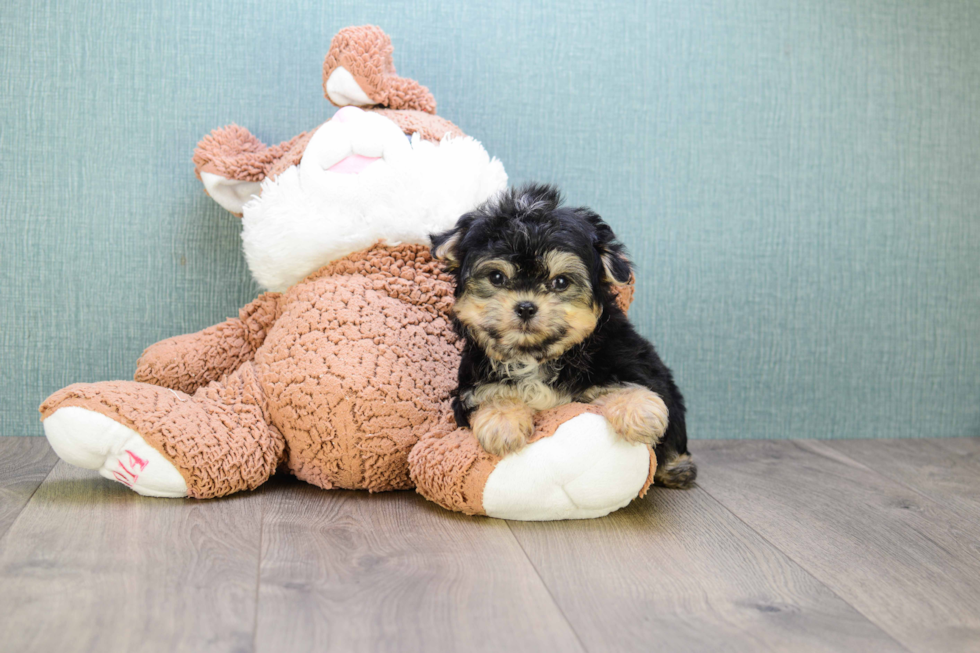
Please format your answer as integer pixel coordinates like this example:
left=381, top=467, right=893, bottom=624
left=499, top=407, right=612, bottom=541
left=589, top=384, right=669, bottom=447
left=654, top=450, right=698, bottom=488
left=653, top=416, right=697, bottom=489
left=471, top=397, right=534, bottom=457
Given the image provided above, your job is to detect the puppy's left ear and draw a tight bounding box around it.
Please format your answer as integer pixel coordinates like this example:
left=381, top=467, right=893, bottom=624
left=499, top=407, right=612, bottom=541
left=600, top=246, right=632, bottom=285
left=589, top=215, right=632, bottom=285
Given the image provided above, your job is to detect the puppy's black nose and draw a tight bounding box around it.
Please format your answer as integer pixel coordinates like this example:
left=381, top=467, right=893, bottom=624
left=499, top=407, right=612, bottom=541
left=515, top=301, right=538, bottom=321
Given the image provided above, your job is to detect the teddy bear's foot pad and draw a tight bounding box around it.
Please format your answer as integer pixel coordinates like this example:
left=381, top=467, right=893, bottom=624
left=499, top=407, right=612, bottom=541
left=43, top=407, right=188, bottom=498
left=482, top=412, right=651, bottom=521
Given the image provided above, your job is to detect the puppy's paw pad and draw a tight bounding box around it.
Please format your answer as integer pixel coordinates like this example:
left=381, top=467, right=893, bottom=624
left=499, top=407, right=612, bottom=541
left=595, top=388, right=668, bottom=446
left=472, top=402, right=533, bottom=457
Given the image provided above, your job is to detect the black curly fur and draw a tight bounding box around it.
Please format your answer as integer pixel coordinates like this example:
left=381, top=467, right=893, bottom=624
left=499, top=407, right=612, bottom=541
left=431, top=183, right=696, bottom=488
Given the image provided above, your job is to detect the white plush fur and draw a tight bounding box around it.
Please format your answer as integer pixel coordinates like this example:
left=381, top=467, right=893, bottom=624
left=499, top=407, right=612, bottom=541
left=43, top=407, right=188, bottom=498
left=482, top=413, right=651, bottom=520
left=241, top=109, right=507, bottom=291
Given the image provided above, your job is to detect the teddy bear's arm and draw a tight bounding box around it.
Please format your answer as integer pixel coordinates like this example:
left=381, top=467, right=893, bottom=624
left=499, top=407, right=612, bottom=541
left=134, top=292, right=282, bottom=394
left=612, top=277, right=636, bottom=315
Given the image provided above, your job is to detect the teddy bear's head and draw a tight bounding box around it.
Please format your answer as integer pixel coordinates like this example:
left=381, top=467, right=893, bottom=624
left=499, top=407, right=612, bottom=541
left=194, top=26, right=507, bottom=291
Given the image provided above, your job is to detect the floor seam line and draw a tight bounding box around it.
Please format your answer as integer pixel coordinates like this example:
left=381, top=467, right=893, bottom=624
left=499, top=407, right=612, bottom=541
left=818, top=440, right=956, bottom=513
left=250, top=492, right=266, bottom=653
left=0, top=456, right=59, bottom=545
left=812, top=441, right=980, bottom=568
left=694, top=479, right=916, bottom=653
left=504, top=520, right=592, bottom=653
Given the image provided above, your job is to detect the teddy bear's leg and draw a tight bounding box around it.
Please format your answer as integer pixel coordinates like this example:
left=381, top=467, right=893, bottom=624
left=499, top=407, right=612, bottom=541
left=40, top=363, right=285, bottom=499
left=43, top=406, right=188, bottom=497
left=409, top=404, right=656, bottom=521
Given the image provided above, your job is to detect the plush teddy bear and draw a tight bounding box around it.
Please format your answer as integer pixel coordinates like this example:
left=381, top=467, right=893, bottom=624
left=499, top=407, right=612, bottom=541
left=40, top=26, right=656, bottom=520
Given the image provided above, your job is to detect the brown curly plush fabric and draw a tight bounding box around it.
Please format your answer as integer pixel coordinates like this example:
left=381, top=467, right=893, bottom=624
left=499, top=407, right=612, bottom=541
left=40, top=243, right=642, bottom=508
left=42, top=24, right=650, bottom=518
left=41, top=241, right=638, bottom=505
left=612, top=280, right=634, bottom=316
left=193, top=25, right=463, bottom=192
left=42, top=244, right=458, bottom=498
left=191, top=108, right=461, bottom=189
left=193, top=125, right=315, bottom=183
left=258, top=244, right=458, bottom=492
left=409, top=403, right=657, bottom=515
left=192, top=112, right=461, bottom=191
left=322, top=25, right=437, bottom=113
left=367, top=108, right=464, bottom=142
left=40, top=364, right=284, bottom=499
left=135, top=293, right=282, bottom=394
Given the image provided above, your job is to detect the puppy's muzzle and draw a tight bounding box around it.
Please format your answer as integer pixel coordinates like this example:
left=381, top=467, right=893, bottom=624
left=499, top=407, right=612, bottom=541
left=515, top=301, right=538, bottom=322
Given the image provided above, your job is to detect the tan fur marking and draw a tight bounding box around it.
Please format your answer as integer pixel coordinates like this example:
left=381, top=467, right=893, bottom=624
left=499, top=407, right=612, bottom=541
left=454, top=251, right=600, bottom=362
left=601, top=253, right=629, bottom=285
left=543, top=250, right=589, bottom=280
left=471, top=258, right=516, bottom=278
left=559, top=301, right=600, bottom=345
left=433, top=231, right=461, bottom=263
left=456, top=288, right=599, bottom=361
left=470, top=396, right=534, bottom=456
left=590, top=384, right=669, bottom=446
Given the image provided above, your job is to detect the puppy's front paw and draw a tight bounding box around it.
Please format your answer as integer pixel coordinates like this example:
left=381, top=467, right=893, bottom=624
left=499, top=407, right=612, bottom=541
left=593, top=386, right=668, bottom=446
left=471, top=398, right=534, bottom=457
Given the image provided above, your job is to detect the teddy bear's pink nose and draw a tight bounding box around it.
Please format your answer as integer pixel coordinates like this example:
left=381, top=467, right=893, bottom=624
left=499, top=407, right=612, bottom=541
left=333, top=106, right=364, bottom=124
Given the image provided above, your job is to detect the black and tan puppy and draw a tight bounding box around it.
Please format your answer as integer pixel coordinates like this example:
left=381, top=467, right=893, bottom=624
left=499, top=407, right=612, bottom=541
left=431, top=183, right=696, bottom=488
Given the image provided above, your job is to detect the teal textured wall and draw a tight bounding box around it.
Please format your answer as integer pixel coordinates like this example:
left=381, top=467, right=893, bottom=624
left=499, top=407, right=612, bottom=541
left=2, top=0, right=978, bottom=438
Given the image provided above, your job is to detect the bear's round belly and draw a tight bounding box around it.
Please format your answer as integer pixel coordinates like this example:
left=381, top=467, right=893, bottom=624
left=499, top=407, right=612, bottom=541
left=254, top=271, right=459, bottom=492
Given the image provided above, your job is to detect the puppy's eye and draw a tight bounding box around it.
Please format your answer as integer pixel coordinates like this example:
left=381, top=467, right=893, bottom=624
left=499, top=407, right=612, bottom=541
left=551, top=275, right=571, bottom=291
left=488, top=271, right=507, bottom=287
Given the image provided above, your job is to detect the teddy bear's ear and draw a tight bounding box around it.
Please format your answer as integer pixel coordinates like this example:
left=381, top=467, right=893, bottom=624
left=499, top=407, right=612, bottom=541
left=324, top=66, right=376, bottom=108
left=193, top=125, right=273, bottom=217
left=322, top=26, right=437, bottom=114
left=200, top=172, right=262, bottom=217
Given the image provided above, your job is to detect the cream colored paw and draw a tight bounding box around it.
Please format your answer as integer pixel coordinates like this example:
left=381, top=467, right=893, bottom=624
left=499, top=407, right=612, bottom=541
left=42, top=407, right=188, bottom=498
left=471, top=398, right=534, bottom=457
left=482, top=413, right=651, bottom=521
left=592, top=385, right=668, bottom=446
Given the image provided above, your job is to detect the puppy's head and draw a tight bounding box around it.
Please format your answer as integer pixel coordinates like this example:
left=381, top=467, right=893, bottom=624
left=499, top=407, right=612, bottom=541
left=431, top=183, right=631, bottom=361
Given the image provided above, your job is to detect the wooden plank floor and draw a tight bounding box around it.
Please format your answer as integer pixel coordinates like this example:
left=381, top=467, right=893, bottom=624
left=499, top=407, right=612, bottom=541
left=1, top=437, right=979, bottom=653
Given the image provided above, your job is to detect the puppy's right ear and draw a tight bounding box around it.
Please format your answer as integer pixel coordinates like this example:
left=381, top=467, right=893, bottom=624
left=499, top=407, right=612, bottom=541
left=430, top=215, right=472, bottom=271
left=431, top=229, right=461, bottom=264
